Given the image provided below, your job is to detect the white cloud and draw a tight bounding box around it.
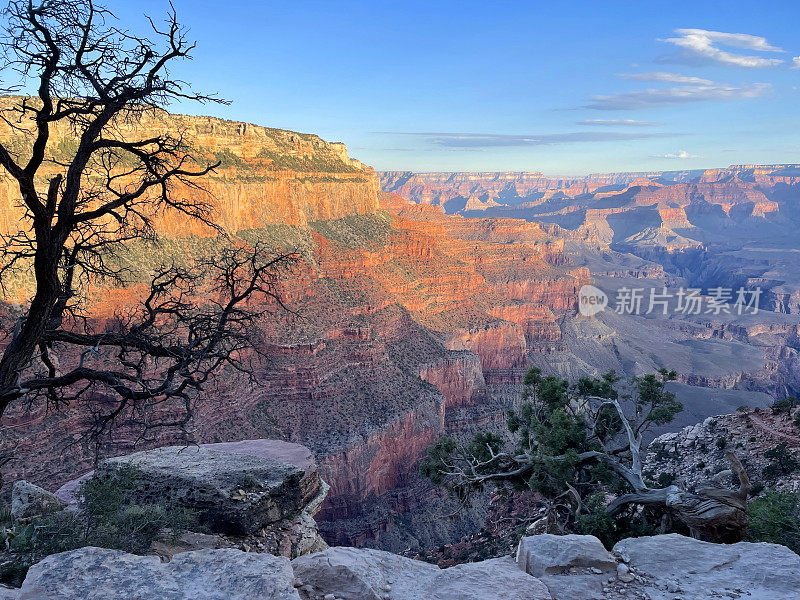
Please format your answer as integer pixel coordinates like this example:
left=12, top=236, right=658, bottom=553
left=660, top=29, right=784, bottom=68
left=654, top=150, right=699, bottom=159
left=577, top=119, right=662, bottom=127
left=585, top=82, right=772, bottom=110
left=620, top=72, right=714, bottom=85
left=793, top=56, right=800, bottom=69
left=378, top=131, right=677, bottom=148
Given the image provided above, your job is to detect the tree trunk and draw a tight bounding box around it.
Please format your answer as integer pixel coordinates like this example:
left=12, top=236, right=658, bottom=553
left=608, top=451, right=751, bottom=543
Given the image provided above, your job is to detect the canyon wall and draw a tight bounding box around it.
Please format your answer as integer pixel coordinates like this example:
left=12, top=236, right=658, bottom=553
left=0, top=97, right=379, bottom=236
left=379, top=169, right=707, bottom=209
left=0, top=101, right=590, bottom=550
left=1, top=97, right=798, bottom=553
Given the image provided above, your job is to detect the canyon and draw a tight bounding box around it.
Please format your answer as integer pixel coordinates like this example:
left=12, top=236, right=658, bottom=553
left=380, top=166, right=800, bottom=315
left=0, top=106, right=798, bottom=552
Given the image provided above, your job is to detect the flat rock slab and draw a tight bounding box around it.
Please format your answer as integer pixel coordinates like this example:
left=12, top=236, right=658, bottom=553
left=614, top=534, right=800, bottom=600
left=55, top=439, right=316, bottom=505
left=516, top=534, right=617, bottom=577
left=18, top=547, right=299, bottom=600
left=203, top=440, right=316, bottom=471
left=292, top=547, right=551, bottom=600
left=95, top=445, right=319, bottom=535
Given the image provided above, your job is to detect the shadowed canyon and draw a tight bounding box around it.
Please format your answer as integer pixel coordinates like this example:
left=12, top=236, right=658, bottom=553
left=1, top=108, right=798, bottom=552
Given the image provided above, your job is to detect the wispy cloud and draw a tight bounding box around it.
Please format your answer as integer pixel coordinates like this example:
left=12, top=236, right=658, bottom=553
left=793, top=56, right=800, bottom=69
left=577, top=119, right=662, bottom=127
left=659, top=29, right=784, bottom=68
left=377, top=131, right=677, bottom=149
left=620, top=72, right=714, bottom=85
left=653, top=150, right=699, bottom=159
left=585, top=82, right=772, bottom=110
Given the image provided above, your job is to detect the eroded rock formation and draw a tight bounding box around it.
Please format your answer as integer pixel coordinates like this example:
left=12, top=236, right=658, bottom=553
left=1, top=102, right=797, bottom=553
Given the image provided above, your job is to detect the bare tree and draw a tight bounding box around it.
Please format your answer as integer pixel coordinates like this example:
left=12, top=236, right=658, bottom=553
left=0, top=0, right=294, bottom=448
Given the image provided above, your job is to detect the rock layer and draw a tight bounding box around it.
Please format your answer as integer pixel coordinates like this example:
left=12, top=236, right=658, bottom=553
left=95, top=445, right=318, bottom=535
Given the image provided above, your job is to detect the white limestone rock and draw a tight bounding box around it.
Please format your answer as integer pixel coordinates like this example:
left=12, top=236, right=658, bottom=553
left=0, top=585, right=17, bottom=600
left=292, top=547, right=551, bottom=600
left=516, top=534, right=617, bottom=577
left=18, top=547, right=300, bottom=600
left=614, top=533, right=800, bottom=600
left=10, top=481, right=66, bottom=521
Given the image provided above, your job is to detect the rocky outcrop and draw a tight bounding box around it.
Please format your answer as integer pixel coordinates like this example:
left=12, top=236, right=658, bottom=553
left=54, top=440, right=329, bottom=558
left=10, top=481, right=66, bottom=521
left=514, top=533, right=800, bottom=600
left=17, top=547, right=300, bottom=600
left=516, top=534, right=621, bottom=600
left=645, top=407, right=800, bottom=494
left=614, top=534, right=800, bottom=600
left=292, top=547, right=552, bottom=600
left=95, top=444, right=319, bottom=536
left=14, top=545, right=551, bottom=600
left=12, top=533, right=799, bottom=600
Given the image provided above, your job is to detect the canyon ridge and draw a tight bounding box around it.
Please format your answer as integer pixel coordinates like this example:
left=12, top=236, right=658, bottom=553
left=1, top=107, right=798, bottom=552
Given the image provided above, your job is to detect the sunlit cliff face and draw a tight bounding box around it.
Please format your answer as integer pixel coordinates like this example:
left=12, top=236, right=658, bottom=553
left=2, top=99, right=797, bottom=550
left=0, top=102, right=591, bottom=549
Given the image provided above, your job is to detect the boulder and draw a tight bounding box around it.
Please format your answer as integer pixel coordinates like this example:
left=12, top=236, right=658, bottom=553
left=293, top=546, right=436, bottom=600
left=54, top=440, right=319, bottom=504
left=614, top=534, right=800, bottom=600
left=93, top=443, right=320, bottom=535
left=516, top=534, right=616, bottom=577
left=291, top=547, right=551, bottom=600
left=535, top=573, right=605, bottom=600
left=429, top=557, right=551, bottom=600
left=10, top=481, right=66, bottom=521
left=0, top=585, right=17, bottom=600
left=53, top=472, right=92, bottom=505
left=18, top=547, right=300, bottom=600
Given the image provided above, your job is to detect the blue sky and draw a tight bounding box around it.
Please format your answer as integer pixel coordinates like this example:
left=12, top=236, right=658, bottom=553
left=116, top=1, right=799, bottom=174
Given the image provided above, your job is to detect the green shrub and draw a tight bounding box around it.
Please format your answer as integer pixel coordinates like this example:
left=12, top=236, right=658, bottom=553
left=771, top=397, right=799, bottom=416
left=716, top=436, right=727, bottom=450
left=0, top=466, right=195, bottom=587
left=0, top=508, right=83, bottom=586
left=747, top=492, right=800, bottom=554
left=575, top=493, right=618, bottom=547
left=763, top=443, right=800, bottom=479
left=657, top=472, right=676, bottom=487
